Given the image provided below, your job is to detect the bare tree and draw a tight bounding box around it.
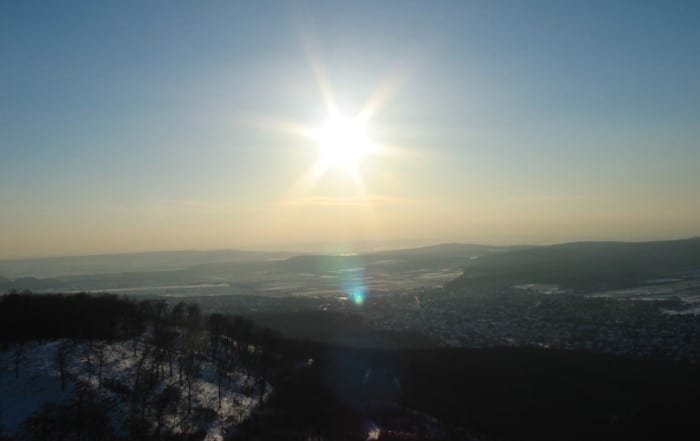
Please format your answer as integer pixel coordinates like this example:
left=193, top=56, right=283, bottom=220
left=13, top=341, right=24, bottom=379
left=94, top=342, right=106, bottom=387
left=154, top=385, right=180, bottom=439
left=55, top=342, right=71, bottom=392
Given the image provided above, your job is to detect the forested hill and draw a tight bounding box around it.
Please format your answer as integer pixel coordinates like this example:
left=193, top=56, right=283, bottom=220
left=2, top=292, right=700, bottom=440
left=0, top=292, right=286, bottom=441
left=449, top=237, right=700, bottom=291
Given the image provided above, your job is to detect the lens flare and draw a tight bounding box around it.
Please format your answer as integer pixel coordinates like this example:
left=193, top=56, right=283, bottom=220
left=351, top=287, right=366, bottom=305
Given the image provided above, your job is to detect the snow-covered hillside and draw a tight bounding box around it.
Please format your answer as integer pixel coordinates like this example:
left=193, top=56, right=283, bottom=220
left=0, top=336, right=268, bottom=441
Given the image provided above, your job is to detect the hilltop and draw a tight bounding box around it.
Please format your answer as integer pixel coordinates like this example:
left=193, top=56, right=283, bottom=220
left=449, top=237, right=700, bottom=291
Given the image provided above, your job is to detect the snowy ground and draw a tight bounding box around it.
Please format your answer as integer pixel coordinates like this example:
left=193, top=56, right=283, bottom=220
left=0, top=338, right=265, bottom=440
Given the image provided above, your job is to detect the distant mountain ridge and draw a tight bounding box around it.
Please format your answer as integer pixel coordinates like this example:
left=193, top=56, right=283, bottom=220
left=273, top=243, right=519, bottom=274
left=449, top=237, right=700, bottom=291
left=4, top=238, right=700, bottom=294
left=368, top=242, right=524, bottom=257
left=0, top=242, right=509, bottom=292
left=0, top=249, right=295, bottom=279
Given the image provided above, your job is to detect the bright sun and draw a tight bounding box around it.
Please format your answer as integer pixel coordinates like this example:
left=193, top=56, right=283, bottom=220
left=311, top=112, right=376, bottom=169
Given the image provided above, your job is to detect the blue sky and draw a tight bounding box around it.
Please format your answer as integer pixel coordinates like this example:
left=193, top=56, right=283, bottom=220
left=1, top=1, right=699, bottom=257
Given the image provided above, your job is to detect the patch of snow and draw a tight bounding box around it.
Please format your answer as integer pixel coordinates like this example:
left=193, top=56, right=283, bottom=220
left=0, top=335, right=265, bottom=439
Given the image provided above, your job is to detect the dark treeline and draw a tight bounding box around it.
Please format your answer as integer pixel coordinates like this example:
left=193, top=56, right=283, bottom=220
left=0, top=291, right=143, bottom=345
left=0, top=291, right=279, bottom=349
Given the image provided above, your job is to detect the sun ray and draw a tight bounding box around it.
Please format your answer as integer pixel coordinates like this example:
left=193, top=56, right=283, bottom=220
left=359, top=70, right=406, bottom=121
left=237, top=113, right=310, bottom=138
left=310, top=59, right=339, bottom=115
left=299, top=30, right=339, bottom=115
left=347, top=163, right=368, bottom=195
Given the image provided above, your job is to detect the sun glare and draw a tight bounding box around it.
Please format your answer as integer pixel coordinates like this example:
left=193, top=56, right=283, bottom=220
left=312, top=112, right=376, bottom=170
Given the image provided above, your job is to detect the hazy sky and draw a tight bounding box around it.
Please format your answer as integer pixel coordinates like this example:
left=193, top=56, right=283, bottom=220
left=2, top=0, right=699, bottom=258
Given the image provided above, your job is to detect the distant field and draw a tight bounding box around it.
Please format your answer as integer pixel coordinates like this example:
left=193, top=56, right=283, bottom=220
left=0, top=243, right=496, bottom=296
